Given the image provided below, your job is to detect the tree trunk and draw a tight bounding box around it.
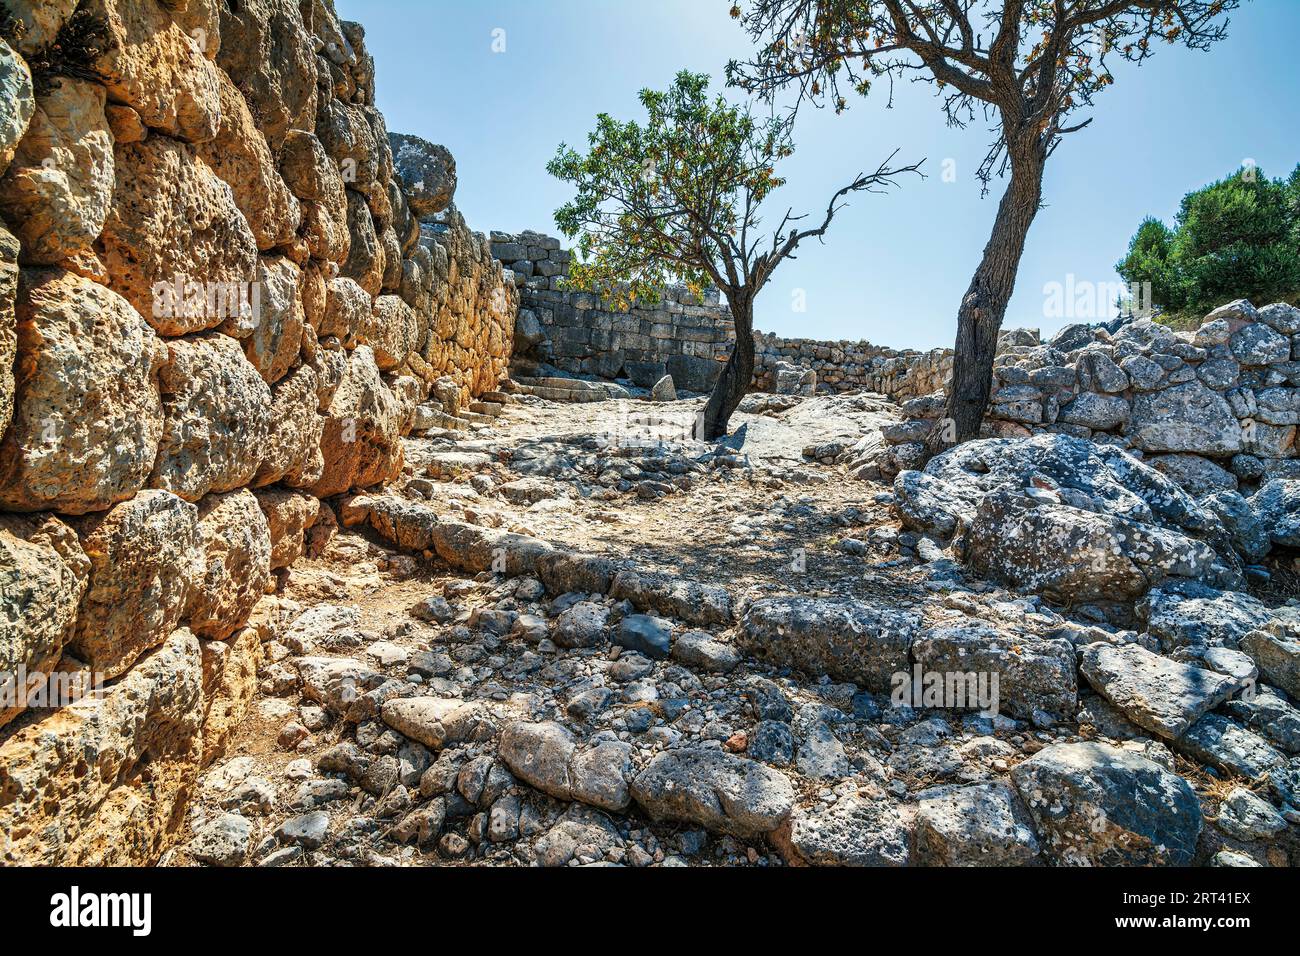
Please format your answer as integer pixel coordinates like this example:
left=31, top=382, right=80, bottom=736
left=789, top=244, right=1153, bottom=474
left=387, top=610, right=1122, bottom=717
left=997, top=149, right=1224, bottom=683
left=934, top=151, right=1046, bottom=451
left=700, top=294, right=755, bottom=441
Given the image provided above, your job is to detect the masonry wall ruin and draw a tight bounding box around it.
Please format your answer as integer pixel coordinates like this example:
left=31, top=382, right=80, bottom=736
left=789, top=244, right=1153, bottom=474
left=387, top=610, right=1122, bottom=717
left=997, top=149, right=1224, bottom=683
left=0, top=0, right=514, bottom=864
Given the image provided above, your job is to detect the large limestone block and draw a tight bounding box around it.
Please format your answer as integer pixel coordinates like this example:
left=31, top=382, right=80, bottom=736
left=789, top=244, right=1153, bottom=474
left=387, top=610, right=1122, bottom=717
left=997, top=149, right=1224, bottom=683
left=320, top=275, right=370, bottom=343
left=217, top=0, right=317, bottom=151
left=151, top=334, right=273, bottom=501
left=340, top=188, right=384, bottom=296
left=229, top=255, right=304, bottom=384
left=254, top=489, right=320, bottom=569
left=0, top=223, right=16, bottom=438
left=85, top=0, right=223, bottom=143
left=316, top=100, right=380, bottom=198
left=99, top=136, right=259, bottom=334
left=195, top=69, right=300, bottom=251
left=0, top=78, right=113, bottom=264
left=1128, top=382, right=1243, bottom=455
left=308, top=346, right=403, bottom=497
left=360, top=294, right=419, bottom=371
left=70, top=490, right=201, bottom=679
left=1011, top=741, right=1201, bottom=866
left=0, top=630, right=205, bottom=866
left=630, top=748, right=795, bottom=838
left=0, top=514, right=89, bottom=729
left=0, top=269, right=164, bottom=514
left=199, top=625, right=262, bottom=766
left=0, top=36, right=34, bottom=177
left=186, top=490, right=272, bottom=640
left=388, top=133, right=456, bottom=219
left=1, top=0, right=80, bottom=56
left=253, top=364, right=325, bottom=488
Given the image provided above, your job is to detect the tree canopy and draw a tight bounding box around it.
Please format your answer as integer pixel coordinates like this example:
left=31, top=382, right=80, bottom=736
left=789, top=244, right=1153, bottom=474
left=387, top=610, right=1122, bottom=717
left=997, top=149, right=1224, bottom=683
left=1117, top=164, right=1300, bottom=321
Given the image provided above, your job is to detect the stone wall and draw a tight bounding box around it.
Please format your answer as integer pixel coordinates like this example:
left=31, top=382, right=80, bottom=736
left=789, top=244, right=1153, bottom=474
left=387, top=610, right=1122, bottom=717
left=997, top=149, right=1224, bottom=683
left=0, top=0, right=513, bottom=864
left=492, top=230, right=959, bottom=401
left=492, top=230, right=734, bottom=393
left=883, top=300, right=1300, bottom=499
left=753, top=332, right=953, bottom=401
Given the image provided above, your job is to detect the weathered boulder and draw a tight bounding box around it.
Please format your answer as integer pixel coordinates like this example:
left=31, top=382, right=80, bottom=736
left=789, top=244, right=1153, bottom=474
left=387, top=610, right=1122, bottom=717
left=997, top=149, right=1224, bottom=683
left=630, top=747, right=794, bottom=838
left=86, top=0, right=223, bottom=143
left=1010, top=742, right=1201, bottom=866
left=1140, top=582, right=1273, bottom=651
left=739, top=596, right=919, bottom=693
left=1250, top=479, right=1300, bottom=549
left=100, top=136, right=260, bottom=334
left=381, top=697, right=498, bottom=750
left=1128, top=382, right=1242, bottom=455
left=0, top=630, right=205, bottom=866
left=1240, top=629, right=1300, bottom=701
left=389, top=133, right=456, bottom=219
left=216, top=0, right=317, bottom=151
left=1079, top=642, right=1241, bottom=740
left=309, top=346, right=403, bottom=497
left=0, top=37, right=33, bottom=177
left=551, top=602, right=611, bottom=649
left=912, top=621, right=1076, bottom=720
left=1172, top=714, right=1287, bottom=780
left=254, top=489, right=321, bottom=570
left=610, top=568, right=732, bottom=626
left=186, top=491, right=272, bottom=640
left=773, top=793, right=910, bottom=867
left=231, top=255, right=305, bottom=384
left=913, top=782, right=1041, bottom=866
left=0, top=515, right=89, bottom=728
left=497, top=721, right=634, bottom=812
left=963, top=488, right=1232, bottom=605
left=151, top=334, right=273, bottom=502
left=253, top=364, right=325, bottom=488
left=0, top=269, right=164, bottom=514
left=198, top=624, right=263, bottom=766
left=70, top=490, right=201, bottom=679
left=0, top=78, right=113, bottom=264
left=195, top=69, right=300, bottom=250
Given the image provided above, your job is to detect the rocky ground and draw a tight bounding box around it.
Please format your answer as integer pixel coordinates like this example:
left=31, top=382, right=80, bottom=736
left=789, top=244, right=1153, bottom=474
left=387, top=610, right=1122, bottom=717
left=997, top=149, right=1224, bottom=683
left=167, top=390, right=1300, bottom=868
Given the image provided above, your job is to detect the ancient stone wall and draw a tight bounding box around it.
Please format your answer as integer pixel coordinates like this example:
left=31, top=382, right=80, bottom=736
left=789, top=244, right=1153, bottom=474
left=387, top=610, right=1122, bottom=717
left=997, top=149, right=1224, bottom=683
left=752, top=332, right=953, bottom=401
left=492, top=229, right=954, bottom=401
left=493, top=230, right=735, bottom=393
left=882, top=300, right=1300, bottom=498
left=0, top=0, right=513, bottom=864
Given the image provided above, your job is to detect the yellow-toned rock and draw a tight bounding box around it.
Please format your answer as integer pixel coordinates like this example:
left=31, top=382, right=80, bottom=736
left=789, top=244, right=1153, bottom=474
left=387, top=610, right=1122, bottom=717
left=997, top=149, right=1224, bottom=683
left=309, top=345, right=404, bottom=497
left=186, top=490, right=272, bottom=641
left=0, top=78, right=113, bottom=264
left=0, top=630, right=205, bottom=866
left=199, top=626, right=262, bottom=766
left=0, top=514, right=89, bottom=729
left=99, top=136, right=259, bottom=334
left=151, top=334, right=273, bottom=501
left=254, top=488, right=321, bottom=569
left=0, top=269, right=165, bottom=514
left=196, top=69, right=300, bottom=250
left=254, top=364, right=325, bottom=488
left=70, top=490, right=201, bottom=680
left=85, top=0, right=223, bottom=143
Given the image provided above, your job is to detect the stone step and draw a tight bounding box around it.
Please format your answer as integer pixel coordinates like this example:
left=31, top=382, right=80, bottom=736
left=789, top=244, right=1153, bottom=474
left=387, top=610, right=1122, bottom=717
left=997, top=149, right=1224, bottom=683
left=455, top=409, right=497, bottom=425
left=478, top=390, right=515, bottom=405
left=468, top=401, right=504, bottom=418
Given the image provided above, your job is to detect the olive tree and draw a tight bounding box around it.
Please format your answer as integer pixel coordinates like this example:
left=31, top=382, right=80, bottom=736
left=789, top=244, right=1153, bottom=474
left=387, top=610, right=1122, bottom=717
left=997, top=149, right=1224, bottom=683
left=727, top=0, right=1239, bottom=448
left=548, top=70, right=920, bottom=440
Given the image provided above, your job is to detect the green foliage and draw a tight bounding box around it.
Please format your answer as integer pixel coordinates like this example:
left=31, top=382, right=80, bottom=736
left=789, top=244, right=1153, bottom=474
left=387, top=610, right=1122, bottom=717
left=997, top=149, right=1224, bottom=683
left=1118, top=164, right=1300, bottom=321
left=547, top=70, right=792, bottom=310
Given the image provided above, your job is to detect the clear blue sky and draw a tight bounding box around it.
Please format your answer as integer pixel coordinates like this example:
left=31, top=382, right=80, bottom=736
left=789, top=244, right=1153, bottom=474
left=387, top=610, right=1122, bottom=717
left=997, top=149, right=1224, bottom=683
left=338, top=0, right=1300, bottom=351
